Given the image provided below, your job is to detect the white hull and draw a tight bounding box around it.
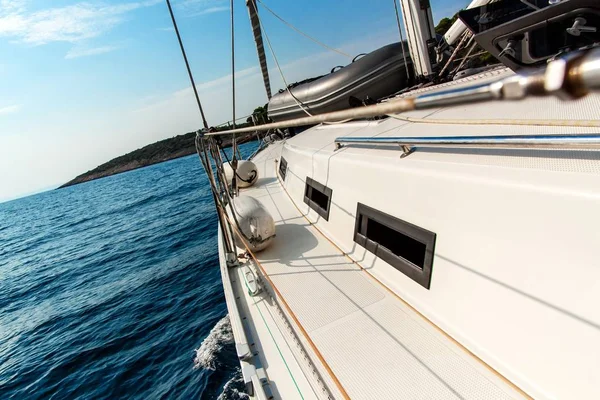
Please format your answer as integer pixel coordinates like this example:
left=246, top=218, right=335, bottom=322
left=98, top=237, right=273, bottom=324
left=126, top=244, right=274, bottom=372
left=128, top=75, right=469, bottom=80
left=218, top=69, right=600, bottom=399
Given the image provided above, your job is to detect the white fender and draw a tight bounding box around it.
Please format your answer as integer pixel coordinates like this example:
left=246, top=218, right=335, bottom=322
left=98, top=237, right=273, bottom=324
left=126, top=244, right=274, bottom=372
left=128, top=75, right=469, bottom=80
left=229, top=195, right=275, bottom=252
left=222, top=160, right=259, bottom=188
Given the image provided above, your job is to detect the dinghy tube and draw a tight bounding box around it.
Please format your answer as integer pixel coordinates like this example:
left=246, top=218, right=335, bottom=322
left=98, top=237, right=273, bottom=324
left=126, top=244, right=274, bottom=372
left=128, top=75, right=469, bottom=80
left=267, top=42, right=412, bottom=122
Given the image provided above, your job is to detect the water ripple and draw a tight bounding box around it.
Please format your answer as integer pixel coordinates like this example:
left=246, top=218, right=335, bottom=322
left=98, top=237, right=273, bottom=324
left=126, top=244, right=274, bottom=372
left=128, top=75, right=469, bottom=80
left=0, top=142, right=257, bottom=399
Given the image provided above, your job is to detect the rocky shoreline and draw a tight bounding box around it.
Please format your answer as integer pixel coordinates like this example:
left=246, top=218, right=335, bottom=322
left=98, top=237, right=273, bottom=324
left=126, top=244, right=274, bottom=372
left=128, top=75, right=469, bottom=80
left=59, top=131, right=256, bottom=189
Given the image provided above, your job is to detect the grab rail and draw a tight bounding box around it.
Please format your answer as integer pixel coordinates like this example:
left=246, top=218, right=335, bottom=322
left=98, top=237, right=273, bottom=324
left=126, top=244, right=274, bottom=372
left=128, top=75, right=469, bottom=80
left=334, top=133, right=600, bottom=157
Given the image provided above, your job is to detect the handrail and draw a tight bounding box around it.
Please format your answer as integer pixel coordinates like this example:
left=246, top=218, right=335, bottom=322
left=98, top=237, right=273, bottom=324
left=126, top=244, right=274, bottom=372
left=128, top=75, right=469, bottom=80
left=334, top=133, right=600, bottom=157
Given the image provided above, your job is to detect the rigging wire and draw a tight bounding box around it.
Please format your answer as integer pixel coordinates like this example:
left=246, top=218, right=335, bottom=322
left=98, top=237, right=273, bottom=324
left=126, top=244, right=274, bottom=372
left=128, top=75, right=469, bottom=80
left=392, top=0, right=411, bottom=80
left=230, top=0, right=240, bottom=161
left=439, top=30, right=472, bottom=77
left=249, top=0, right=313, bottom=117
left=165, top=0, right=246, bottom=249
left=165, top=0, right=209, bottom=130
left=453, top=41, right=479, bottom=74
left=256, top=0, right=351, bottom=59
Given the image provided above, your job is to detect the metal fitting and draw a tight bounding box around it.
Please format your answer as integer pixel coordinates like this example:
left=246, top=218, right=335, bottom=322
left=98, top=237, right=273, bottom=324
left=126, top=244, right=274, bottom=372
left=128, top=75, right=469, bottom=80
left=226, top=252, right=239, bottom=267
left=544, top=52, right=588, bottom=99
left=571, top=47, right=600, bottom=93
left=493, top=75, right=527, bottom=100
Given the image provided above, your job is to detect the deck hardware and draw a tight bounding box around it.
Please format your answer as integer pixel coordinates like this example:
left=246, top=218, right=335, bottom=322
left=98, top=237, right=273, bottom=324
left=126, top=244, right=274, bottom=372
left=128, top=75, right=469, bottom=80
left=335, top=133, right=600, bottom=153
left=334, top=142, right=343, bottom=150
left=567, top=17, right=596, bottom=37
left=236, top=343, right=252, bottom=360
left=400, top=144, right=414, bottom=158
left=498, top=38, right=517, bottom=58
left=226, top=252, right=239, bottom=267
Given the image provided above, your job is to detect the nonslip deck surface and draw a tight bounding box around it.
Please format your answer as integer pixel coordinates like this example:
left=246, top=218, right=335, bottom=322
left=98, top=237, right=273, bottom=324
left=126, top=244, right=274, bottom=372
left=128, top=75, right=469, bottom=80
left=242, top=142, right=523, bottom=400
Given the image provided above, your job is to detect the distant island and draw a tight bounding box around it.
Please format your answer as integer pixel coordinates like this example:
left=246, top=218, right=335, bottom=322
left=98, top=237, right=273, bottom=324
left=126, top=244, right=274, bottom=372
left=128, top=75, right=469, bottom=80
left=59, top=106, right=269, bottom=189
left=58, top=130, right=257, bottom=188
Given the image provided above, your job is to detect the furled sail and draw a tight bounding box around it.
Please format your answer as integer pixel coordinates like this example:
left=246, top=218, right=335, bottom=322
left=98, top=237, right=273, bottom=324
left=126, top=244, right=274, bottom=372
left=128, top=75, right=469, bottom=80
left=246, top=0, right=272, bottom=99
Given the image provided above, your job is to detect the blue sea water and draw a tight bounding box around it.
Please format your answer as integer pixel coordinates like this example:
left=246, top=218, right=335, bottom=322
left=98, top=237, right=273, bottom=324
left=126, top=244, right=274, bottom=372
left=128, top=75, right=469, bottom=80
left=0, top=142, right=259, bottom=399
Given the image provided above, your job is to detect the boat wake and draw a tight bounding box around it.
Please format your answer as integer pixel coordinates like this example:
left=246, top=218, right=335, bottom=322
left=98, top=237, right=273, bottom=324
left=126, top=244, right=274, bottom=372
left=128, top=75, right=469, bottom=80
left=217, top=369, right=250, bottom=400
left=193, top=315, right=234, bottom=370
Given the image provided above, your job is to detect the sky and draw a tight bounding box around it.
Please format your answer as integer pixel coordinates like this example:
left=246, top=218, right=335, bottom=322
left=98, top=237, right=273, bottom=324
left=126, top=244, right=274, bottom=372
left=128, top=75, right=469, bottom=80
left=0, top=0, right=469, bottom=202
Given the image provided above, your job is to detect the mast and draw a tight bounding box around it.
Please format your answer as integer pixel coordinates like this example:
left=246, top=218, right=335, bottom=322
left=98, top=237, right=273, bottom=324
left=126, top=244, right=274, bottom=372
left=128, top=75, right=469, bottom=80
left=399, top=0, right=437, bottom=78
left=246, top=0, right=272, bottom=99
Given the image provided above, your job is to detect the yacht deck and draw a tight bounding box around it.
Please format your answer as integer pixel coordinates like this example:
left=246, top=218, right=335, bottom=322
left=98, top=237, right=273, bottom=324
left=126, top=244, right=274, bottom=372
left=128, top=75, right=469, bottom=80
left=239, top=142, right=525, bottom=399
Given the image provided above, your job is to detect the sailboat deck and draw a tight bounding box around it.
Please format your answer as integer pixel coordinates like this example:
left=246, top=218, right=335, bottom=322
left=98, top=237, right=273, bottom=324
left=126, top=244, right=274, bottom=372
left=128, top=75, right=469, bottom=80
left=241, top=142, right=524, bottom=399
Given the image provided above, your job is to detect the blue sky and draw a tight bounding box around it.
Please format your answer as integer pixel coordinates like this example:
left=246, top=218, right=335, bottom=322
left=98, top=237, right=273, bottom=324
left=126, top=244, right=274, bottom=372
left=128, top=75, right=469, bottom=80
left=0, top=0, right=468, bottom=201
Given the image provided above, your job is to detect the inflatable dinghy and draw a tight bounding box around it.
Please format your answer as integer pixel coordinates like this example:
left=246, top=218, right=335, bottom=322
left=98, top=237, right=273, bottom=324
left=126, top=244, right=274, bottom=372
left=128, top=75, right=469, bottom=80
left=267, top=42, right=412, bottom=122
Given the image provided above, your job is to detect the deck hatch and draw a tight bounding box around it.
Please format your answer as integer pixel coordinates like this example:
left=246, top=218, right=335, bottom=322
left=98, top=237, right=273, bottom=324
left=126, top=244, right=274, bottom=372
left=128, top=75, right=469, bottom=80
left=279, top=157, right=287, bottom=181
left=354, top=203, right=436, bottom=289
left=304, top=177, right=332, bottom=221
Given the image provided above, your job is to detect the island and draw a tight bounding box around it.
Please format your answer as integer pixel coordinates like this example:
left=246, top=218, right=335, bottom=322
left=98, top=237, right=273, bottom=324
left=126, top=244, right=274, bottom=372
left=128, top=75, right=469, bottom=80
left=58, top=105, right=270, bottom=188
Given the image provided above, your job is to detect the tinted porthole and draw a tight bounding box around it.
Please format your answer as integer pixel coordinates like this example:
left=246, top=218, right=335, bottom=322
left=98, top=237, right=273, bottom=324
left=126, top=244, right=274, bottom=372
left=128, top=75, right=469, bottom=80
left=303, top=177, right=332, bottom=221
left=354, top=203, right=436, bottom=289
left=279, top=157, right=287, bottom=181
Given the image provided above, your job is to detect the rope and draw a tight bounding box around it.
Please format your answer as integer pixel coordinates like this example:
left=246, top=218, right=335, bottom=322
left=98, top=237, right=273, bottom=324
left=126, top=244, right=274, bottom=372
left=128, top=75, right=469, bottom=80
left=230, top=0, right=238, bottom=160
left=454, top=41, right=479, bottom=75
left=249, top=0, right=313, bottom=117
left=194, top=134, right=236, bottom=253
left=256, top=0, right=351, bottom=59
left=392, top=0, right=410, bottom=80
left=386, top=114, right=600, bottom=127
left=220, top=210, right=351, bottom=399
left=439, top=30, right=471, bottom=77
left=220, top=146, right=258, bottom=184
left=204, top=98, right=415, bottom=136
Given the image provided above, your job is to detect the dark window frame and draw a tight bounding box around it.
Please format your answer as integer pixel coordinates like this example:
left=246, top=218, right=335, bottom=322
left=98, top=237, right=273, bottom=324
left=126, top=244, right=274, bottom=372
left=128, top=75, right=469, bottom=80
left=303, top=177, right=332, bottom=221
left=279, top=157, right=287, bottom=181
left=354, top=203, right=436, bottom=289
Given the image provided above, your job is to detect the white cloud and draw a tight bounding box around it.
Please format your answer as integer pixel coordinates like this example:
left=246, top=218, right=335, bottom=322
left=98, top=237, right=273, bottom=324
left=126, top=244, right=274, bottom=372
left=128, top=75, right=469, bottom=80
left=65, top=45, right=120, bottom=59
left=191, top=5, right=228, bottom=16
left=0, top=104, right=21, bottom=115
left=132, top=29, right=398, bottom=127
left=176, top=0, right=229, bottom=17
left=0, top=0, right=26, bottom=14
left=0, top=0, right=161, bottom=45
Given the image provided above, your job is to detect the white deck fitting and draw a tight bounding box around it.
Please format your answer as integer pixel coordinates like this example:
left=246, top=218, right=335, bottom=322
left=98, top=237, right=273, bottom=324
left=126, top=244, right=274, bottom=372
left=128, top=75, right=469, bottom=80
left=240, top=142, right=522, bottom=400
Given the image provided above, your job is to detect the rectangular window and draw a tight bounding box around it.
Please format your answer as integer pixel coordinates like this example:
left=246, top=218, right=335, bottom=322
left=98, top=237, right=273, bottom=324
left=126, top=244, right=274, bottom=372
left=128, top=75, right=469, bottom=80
left=303, top=177, right=332, bottom=221
left=279, top=157, right=287, bottom=181
left=354, top=203, right=436, bottom=289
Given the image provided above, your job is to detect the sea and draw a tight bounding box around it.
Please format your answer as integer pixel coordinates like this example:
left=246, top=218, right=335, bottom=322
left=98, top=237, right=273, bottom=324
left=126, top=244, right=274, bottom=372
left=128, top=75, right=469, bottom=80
left=0, top=141, right=260, bottom=399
